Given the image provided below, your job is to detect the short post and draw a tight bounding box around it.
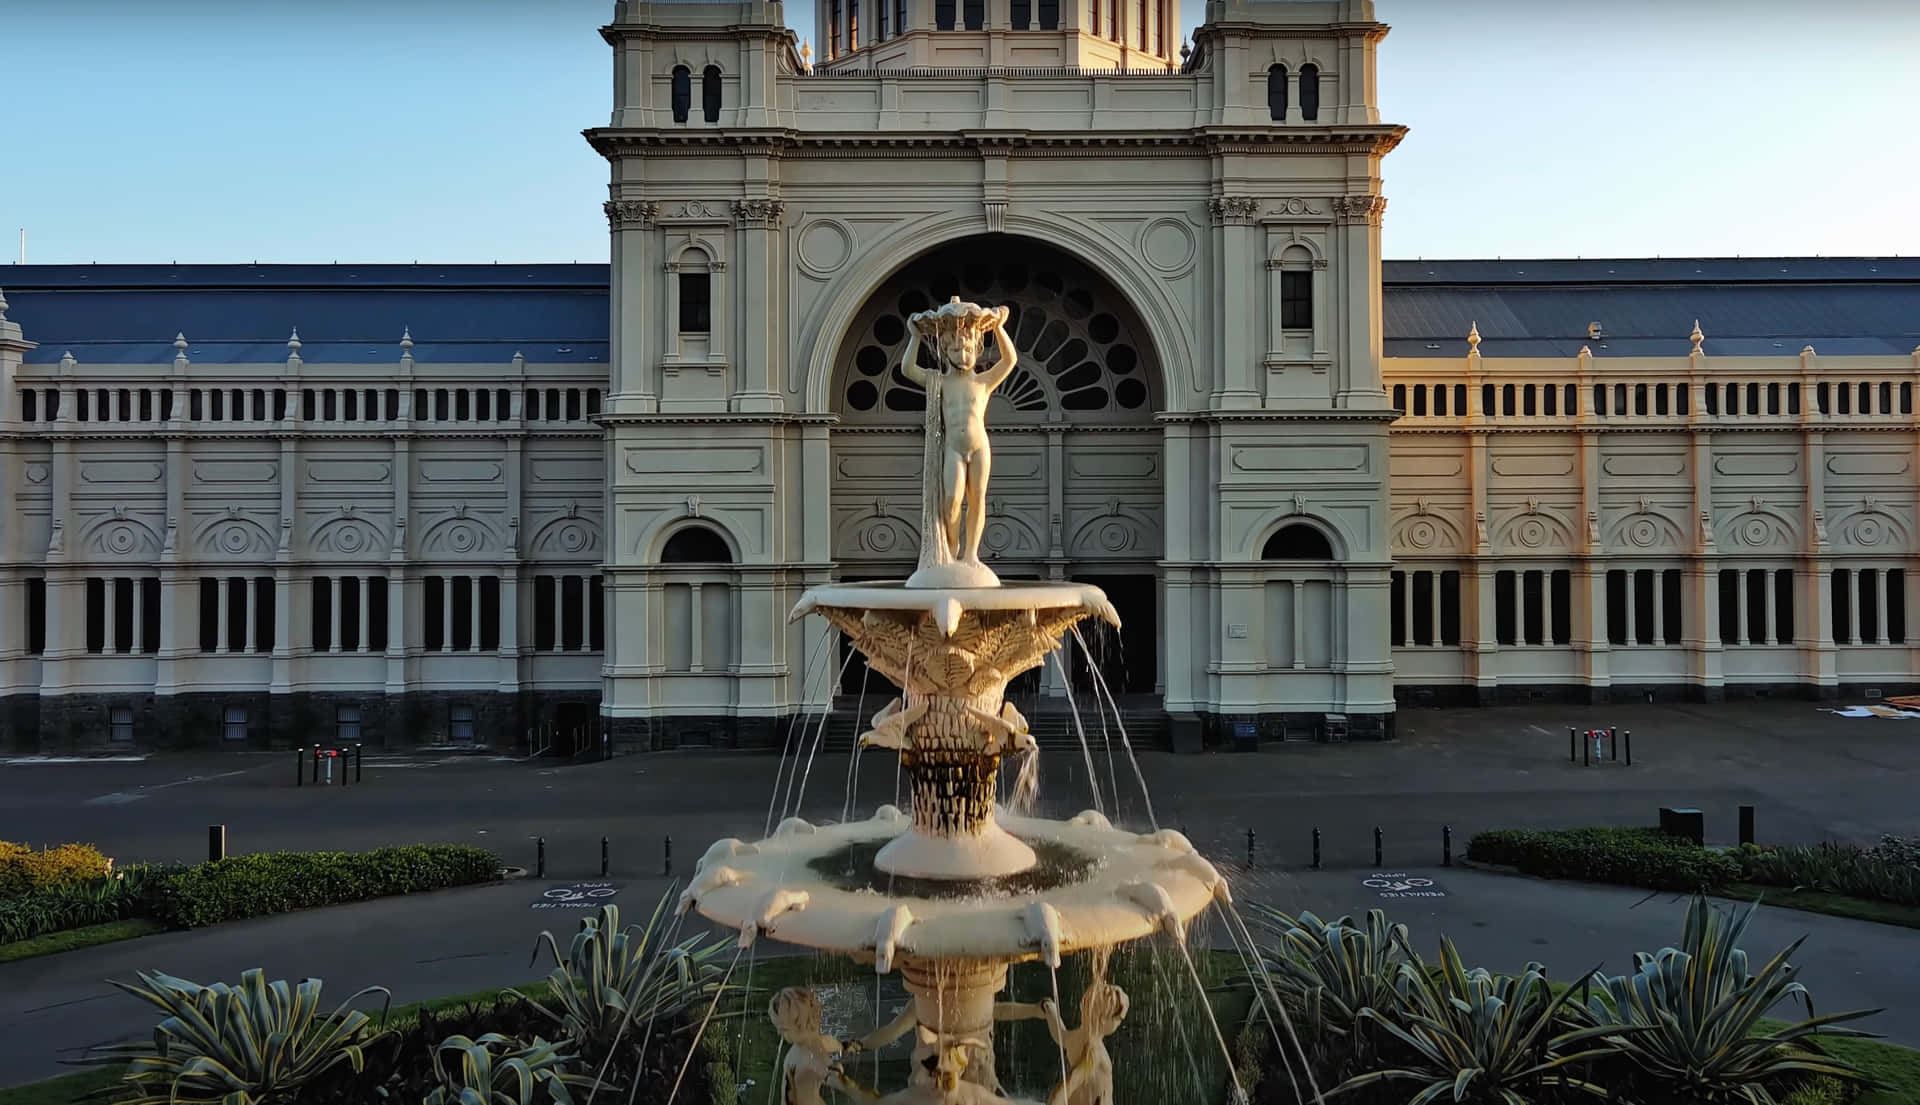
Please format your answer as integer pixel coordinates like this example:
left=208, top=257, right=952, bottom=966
left=663, top=835, right=673, bottom=877
left=601, top=835, right=610, bottom=878
left=354, top=744, right=363, bottom=783
left=536, top=836, right=547, bottom=879
left=296, top=746, right=306, bottom=787
left=1609, top=726, right=1619, bottom=762
left=208, top=824, right=226, bottom=863
left=323, top=750, right=335, bottom=785
left=1373, top=826, right=1383, bottom=868
left=1311, top=827, right=1321, bottom=870
left=1739, top=805, right=1755, bottom=847
left=1245, top=828, right=1256, bottom=870
left=1583, top=730, right=1591, bottom=767
left=1568, top=727, right=1577, bottom=764
left=1443, top=824, right=1453, bottom=867
left=1624, top=729, right=1633, bottom=766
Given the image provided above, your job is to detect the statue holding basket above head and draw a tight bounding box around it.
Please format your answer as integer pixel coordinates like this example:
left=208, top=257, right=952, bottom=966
left=901, top=297, right=1018, bottom=590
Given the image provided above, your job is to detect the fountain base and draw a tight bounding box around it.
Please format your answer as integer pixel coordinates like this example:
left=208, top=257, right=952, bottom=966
left=874, top=823, right=1038, bottom=880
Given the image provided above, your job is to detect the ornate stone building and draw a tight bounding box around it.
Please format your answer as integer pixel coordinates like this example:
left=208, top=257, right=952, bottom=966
left=2, top=0, right=1917, bottom=752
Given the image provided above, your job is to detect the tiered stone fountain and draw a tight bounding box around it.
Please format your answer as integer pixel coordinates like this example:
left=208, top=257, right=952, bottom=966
left=680, top=297, right=1225, bottom=1105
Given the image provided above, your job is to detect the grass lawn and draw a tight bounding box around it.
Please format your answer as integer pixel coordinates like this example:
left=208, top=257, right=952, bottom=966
left=1780, top=1023, right=1920, bottom=1105
left=1729, top=884, right=1920, bottom=932
left=0, top=920, right=167, bottom=965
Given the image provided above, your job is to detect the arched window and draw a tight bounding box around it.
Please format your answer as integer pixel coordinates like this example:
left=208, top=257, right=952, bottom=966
left=1299, top=63, right=1320, bottom=121
left=670, top=66, right=691, bottom=124
left=702, top=66, right=722, bottom=123
left=1262, top=523, right=1333, bottom=560
left=661, top=525, right=733, bottom=564
left=1267, top=65, right=1288, bottom=121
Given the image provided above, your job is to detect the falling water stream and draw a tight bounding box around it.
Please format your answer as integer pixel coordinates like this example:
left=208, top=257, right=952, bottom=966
left=1071, top=624, right=1159, bottom=830
left=1051, top=651, right=1106, bottom=817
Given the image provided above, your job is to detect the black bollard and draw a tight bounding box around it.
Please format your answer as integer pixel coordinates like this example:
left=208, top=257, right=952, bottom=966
left=208, top=824, right=226, bottom=863
left=1739, top=805, right=1755, bottom=847
left=354, top=744, right=363, bottom=783
left=663, top=835, right=673, bottom=877
left=536, top=837, right=546, bottom=879
left=1311, top=827, right=1321, bottom=870
left=1443, top=824, right=1453, bottom=867
left=1246, top=828, right=1256, bottom=870
left=1624, top=729, right=1633, bottom=766
left=1374, top=826, right=1384, bottom=868
left=296, top=746, right=306, bottom=787
left=1609, top=726, right=1619, bottom=762
left=601, top=836, right=610, bottom=878
left=1568, top=727, right=1577, bottom=764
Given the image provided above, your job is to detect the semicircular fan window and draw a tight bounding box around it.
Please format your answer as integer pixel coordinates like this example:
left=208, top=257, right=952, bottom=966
left=839, top=260, right=1156, bottom=424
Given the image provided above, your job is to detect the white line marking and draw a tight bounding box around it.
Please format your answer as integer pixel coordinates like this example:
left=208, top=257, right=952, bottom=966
left=1528, top=725, right=1553, bottom=736
left=3, top=756, right=149, bottom=765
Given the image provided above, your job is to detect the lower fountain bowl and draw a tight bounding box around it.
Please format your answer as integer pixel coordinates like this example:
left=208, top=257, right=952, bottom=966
left=873, top=823, right=1038, bottom=880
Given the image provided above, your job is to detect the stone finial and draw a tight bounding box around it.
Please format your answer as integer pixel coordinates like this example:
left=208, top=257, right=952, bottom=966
left=1689, top=319, right=1704, bottom=354
left=400, top=326, right=413, bottom=352
left=1466, top=320, right=1481, bottom=354
left=512, top=350, right=526, bottom=371
left=1802, top=345, right=1817, bottom=357
left=59, top=350, right=76, bottom=372
left=1180, top=38, right=1192, bottom=62
left=799, top=40, right=813, bottom=69
left=173, top=333, right=190, bottom=368
left=287, top=327, right=302, bottom=355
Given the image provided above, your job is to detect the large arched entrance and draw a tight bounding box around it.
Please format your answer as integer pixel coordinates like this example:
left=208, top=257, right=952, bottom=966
left=828, top=236, right=1165, bottom=696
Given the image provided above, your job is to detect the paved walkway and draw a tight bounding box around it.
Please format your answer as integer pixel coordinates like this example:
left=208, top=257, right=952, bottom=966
left=3, top=867, right=1915, bottom=1088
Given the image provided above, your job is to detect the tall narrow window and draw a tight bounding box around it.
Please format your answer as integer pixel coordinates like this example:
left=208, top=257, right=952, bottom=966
left=1135, top=0, right=1146, bottom=46
left=562, top=575, right=586, bottom=651
left=311, top=577, right=333, bottom=652
left=225, top=577, right=247, bottom=654
left=367, top=577, right=389, bottom=652
left=1439, top=571, right=1461, bottom=645
left=590, top=575, right=606, bottom=651
left=85, top=578, right=106, bottom=654
left=1298, top=63, right=1320, bottom=121
left=1494, top=570, right=1517, bottom=646
left=339, top=576, right=361, bottom=652
left=451, top=577, right=474, bottom=652
left=1410, top=571, right=1434, bottom=647
left=1280, top=271, right=1312, bottom=329
left=1830, top=570, right=1851, bottom=644
left=1718, top=570, right=1741, bottom=643
left=1389, top=571, right=1405, bottom=647
left=26, top=577, right=46, bottom=655
left=143, top=577, right=162, bottom=653
left=534, top=575, right=557, bottom=652
left=1746, top=569, right=1769, bottom=645
left=1267, top=65, right=1288, bottom=121
left=702, top=66, right=722, bottom=122
left=479, top=576, right=501, bottom=652
left=199, top=578, right=220, bottom=652
left=252, top=576, right=274, bottom=653
left=963, top=0, right=983, bottom=28
left=670, top=66, right=692, bottom=123
left=1633, top=569, right=1656, bottom=645
left=679, top=273, right=712, bottom=333
left=1888, top=569, right=1906, bottom=643
left=112, top=578, right=134, bottom=654
left=1037, top=0, right=1058, bottom=29
left=882, top=0, right=895, bottom=34
left=1550, top=570, right=1573, bottom=644
left=1605, top=570, right=1628, bottom=645
left=1774, top=569, right=1795, bottom=644
left=849, top=0, right=861, bottom=47
left=935, top=0, right=955, bottom=29
left=1522, top=570, right=1545, bottom=645
left=1662, top=569, right=1683, bottom=644
left=424, top=577, right=445, bottom=652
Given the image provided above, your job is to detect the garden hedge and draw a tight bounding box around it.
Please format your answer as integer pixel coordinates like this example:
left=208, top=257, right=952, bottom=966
left=151, top=845, right=502, bottom=929
left=1466, top=826, right=1742, bottom=892
left=0, top=842, right=114, bottom=895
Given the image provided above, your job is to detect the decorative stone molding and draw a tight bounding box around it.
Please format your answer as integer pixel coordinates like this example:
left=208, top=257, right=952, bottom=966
left=983, top=201, right=1006, bottom=234
left=731, top=199, right=786, bottom=228
left=603, top=200, right=659, bottom=230
left=1267, top=197, right=1323, bottom=216
left=1332, top=195, right=1388, bottom=225
left=1206, top=196, right=1260, bottom=226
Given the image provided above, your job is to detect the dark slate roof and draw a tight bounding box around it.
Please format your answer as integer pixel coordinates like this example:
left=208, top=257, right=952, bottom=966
left=3, top=257, right=1917, bottom=365
left=1381, top=257, right=1920, bottom=358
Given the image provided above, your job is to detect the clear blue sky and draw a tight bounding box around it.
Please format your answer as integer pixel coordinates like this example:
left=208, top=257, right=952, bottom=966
left=3, top=0, right=1916, bottom=265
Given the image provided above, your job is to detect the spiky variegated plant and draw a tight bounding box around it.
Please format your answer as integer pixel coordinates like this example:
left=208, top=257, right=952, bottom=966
left=79, top=968, right=390, bottom=1104
left=1245, top=906, right=1408, bottom=1042
left=1572, top=896, right=1878, bottom=1105
left=1333, top=938, right=1619, bottom=1105
left=423, top=1032, right=595, bottom=1105
left=511, top=897, right=732, bottom=1056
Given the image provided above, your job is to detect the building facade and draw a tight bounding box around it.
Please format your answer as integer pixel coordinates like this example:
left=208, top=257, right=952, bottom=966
left=2, top=0, right=1918, bottom=753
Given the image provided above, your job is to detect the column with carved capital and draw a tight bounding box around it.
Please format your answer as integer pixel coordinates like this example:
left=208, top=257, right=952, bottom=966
left=501, top=436, right=523, bottom=694
left=605, top=197, right=663, bottom=413
left=1576, top=416, right=1609, bottom=700
left=1331, top=195, right=1389, bottom=409
left=386, top=438, right=411, bottom=696
left=730, top=198, right=786, bottom=412
left=0, top=300, right=24, bottom=700
left=1207, top=195, right=1261, bottom=409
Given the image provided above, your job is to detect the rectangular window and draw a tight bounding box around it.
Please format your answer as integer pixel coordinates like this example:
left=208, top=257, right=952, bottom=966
left=113, top=577, right=134, bottom=654
left=546, top=387, right=561, bottom=421
left=1439, top=571, right=1461, bottom=646
left=322, top=389, right=338, bottom=421
left=495, top=387, right=510, bottom=421
left=1837, top=383, right=1852, bottom=414
left=225, top=576, right=247, bottom=654
left=142, top=577, right=161, bottom=653
left=19, top=389, right=37, bottom=421
left=590, top=574, right=606, bottom=651
left=1774, top=569, right=1795, bottom=644
left=1410, top=571, right=1434, bottom=647
left=1654, top=383, right=1668, bottom=416
left=1746, top=568, right=1769, bottom=645
left=339, top=576, right=361, bottom=652
left=523, top=388, right=539, bottom=421
left=935, top=0, right=955, bottom=27
left=382, top=388, right=397, bottom=420
left=85, top=577, right=106, bottom=654
left=1412, top=386, right=1428, bottom=416
left=1889, top=569, right=1907, bottom=644
left=449, top=705, right=476, bottom=743
left=367, top=576, right=389, bottom=652
left=451, top=576, right=474, bottom=652
left=1037, top=0, right=1057, bottom=28
left=1860, top=569, right=1880, bottom=644
left=1675, top=383, right=1688, bottom=415
left=1830, top=570, right=1850, bottom=643
left=479, top=576, right=501, bottom=652
left=454, top=388, right=470, bottom=421
left=1522, top=569, right=1545, bottom=645
left=830, top=0, right=842, bottom=53
left=1550, top=570, right=1572, bottom=644
left=311, top=576, right=333, bottom=652
left=424, top=576, right=445, bottom=651
left=272, top=388, right=287, bottom=420
left=1388, top=571, right=1405, bottom=647
left=1543, top=384, right=1557, bottom=416
left=26, top=577, right=46, bottom=655
left=1605, top=570, right=1628, bottom=645
left=562, top=575, right=586, bottom=651
left=1718, top=569, right=1741, bottom=643
left=434, top=388, right=450, bottom=421
left=678, top=273, right=711, bottom=333
left=223, top=705, right=248, bottom=741
left=963, top=0, right=983, bottom=29
left=110, top=706, right=134, bottom=743
left=1662, top=569, right=1683, bottom=645
left=1634, top=382, right=1648, bottom=416
left=253, top=576, right=274, bottom=653
left=336, top=706, right=362, bottom=743
left=565, top=388, right=581, bottom=421
left=1502, top=384, right=1516, bottom=417
left=586, top=389, right=602, bottom=417
left=342, top=389, right=357, bottom=420
left=1494, top=570, right=1517, bottom=646
left=1009, top=0, right=1027, bottom=27
left=1767, top=382, right=1781, bottom=415
left=1632, top=569, right=1656, bottom=645
left=534, top=575, right=557, bottom=652
left=200, top=577, right=220, bottom=652
left=1704, top=383, right=1719, bottom=416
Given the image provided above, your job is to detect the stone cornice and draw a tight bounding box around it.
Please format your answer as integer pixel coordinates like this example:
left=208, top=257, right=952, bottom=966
left=1388, top=422, right=1920, bottom=435
left=584, top=126, right=1406, bottom=161
left=1158, top=409, right=1400, bottom=424
left=600, top=412, right=838, bottom=425
left=1, top=428, right=602, bottom=443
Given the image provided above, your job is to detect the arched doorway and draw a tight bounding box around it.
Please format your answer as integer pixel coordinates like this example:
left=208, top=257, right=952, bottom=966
left=828, top=236, right=1165, bottom=696
left=1261, top=521, right=1339, bottom=671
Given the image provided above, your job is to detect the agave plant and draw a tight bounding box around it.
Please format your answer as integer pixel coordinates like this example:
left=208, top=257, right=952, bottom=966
left=80, top=968, right=390, bottom=1104
left=1244, top=906, right=1407, bottom=1043
left=510, top=895, right=732, bottom=1057
left=424, top=1032, right=595, bottom=1105
left=1333, top=938, right=1618, bottom=1105
left=1572, top=896, right=1879, bottom=1104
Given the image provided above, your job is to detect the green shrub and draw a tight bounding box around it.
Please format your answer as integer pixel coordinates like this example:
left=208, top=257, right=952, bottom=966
left=0, top=841, right=113, bottom=894
left=1467, top=826, right=1742, bottom=892
left=0, top=880, right=131, bottom=943
left=152, top=845, right=501, bottom=929
left=1738, top=842, right=1920, bottom=907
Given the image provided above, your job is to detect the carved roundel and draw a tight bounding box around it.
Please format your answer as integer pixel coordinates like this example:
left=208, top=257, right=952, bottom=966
left=1404, top=518, right=1439, bottom=550
left=1516, top=518, right=1549, bottom=549
left=106, top=525, right=139, bottom=554
left=1854, top=516, right=1885, bottom=545
left=1740, top=517, right=1771, bottom=545
left=1627, top=518, right=1660, bottom=548
left=797, top=219, right=854, bottom=275
left=1098, top=521, right=1133, bottom=552
left=446, top=524, right=479, bottom=553
left=983, top=520, right=1015, bottom=555
left=554, top=524, right=591, bottom=553
left=1140, top=217, right=1197, bottom=274
left=335, top=526, right=366, bottom=553
left=836, top=240, right=1160, bottom=424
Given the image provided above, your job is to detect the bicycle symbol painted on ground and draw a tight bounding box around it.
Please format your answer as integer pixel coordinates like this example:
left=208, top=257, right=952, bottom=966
left=1362, top=873, right=1447, bottom=899
left=530, top=883, right=620, bottom=909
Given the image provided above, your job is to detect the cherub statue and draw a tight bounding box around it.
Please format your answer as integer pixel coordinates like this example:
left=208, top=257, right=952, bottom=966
left=846, top=999, right=1047, bottom=1095
left=771, top=987, right=848, bottom=1105
left=832, top=1027, right=1009, bottom=1105
left=901, top=297, right=1019, bottom=582
left=1038, top=981, right=1129, bottom=1105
